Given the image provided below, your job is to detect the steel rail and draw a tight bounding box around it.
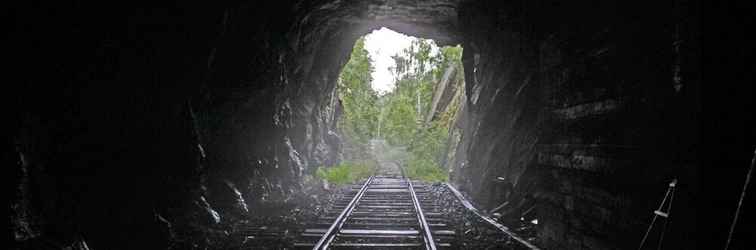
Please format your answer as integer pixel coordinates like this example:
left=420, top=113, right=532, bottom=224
left=445, top=183, right=540, bottom=250
left=408, top=179, right=437, bottom=250
left=313, top=176, right=374, bottom=250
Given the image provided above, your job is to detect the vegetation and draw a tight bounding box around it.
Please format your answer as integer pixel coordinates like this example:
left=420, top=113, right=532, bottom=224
left=314, top=38, right=379, bottom=185
left=315, top=161, right=377, bottom=185
left=316, top=34, right=464, bottom=184
left=337, top=38, right=380, bottom=146
left=380, top=40, right=463, bottom=182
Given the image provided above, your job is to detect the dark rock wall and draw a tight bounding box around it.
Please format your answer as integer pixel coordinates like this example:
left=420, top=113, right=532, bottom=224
left=9, top=0, right=461, bottom=249
left=449, top=0, right=700, bottom=249
left=703, top=2, right=756, bottom=249
left=11, top=2, right=225, bottom=248
left=194, top=1, right=348, bottom=215
left=9, top=1, right=352, bottom=248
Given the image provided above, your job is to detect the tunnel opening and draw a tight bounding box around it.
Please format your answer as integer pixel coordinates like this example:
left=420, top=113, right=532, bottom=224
left=319, top=27, right=465, bottom=185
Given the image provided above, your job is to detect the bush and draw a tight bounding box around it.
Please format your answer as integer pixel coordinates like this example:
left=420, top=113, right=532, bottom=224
left=315, top=161, right=377, bottom=185
left=405, top=157, right=448, bottom=182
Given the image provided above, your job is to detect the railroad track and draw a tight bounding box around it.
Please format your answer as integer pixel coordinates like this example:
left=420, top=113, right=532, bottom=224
left=295, top=175, right=455, bottom=249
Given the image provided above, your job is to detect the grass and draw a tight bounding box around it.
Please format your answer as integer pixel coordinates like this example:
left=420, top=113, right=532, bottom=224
left=315, top=161, right=377, bottom=185
left=315, top=158, right=447, bottom=184
left=404, top=157, right=449, bottom=183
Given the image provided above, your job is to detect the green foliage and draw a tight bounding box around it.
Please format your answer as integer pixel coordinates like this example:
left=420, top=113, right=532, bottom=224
left=338, top=37, right=380, bottom=145
left=315, top=161, right=377, bottom=185
left=379, top=40, right=463, bottom=183
left=382, top=40, right=443, bottom=147
left=405, top=157, right=448, bottom=182
left=337, top=35, right=464, bottom=183
left=402, top=119, right=451, bottom=182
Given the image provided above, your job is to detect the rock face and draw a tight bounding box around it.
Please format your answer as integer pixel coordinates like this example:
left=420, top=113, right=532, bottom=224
left=447, top=1, right=701, bottom=249
left=10, top=0, right=704, bottom=249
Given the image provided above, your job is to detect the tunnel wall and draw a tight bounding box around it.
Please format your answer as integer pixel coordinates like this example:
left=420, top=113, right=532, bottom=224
left=10, top=0, right=460, bottom=249
left=449, top=0, right=700, bottom=249
left=9, top=1, right=356, bottom=248
left=11, top=2, right=227, bottom=248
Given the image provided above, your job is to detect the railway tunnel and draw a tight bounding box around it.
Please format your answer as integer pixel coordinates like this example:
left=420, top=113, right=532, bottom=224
left=10, top=0, right=750, bottom=249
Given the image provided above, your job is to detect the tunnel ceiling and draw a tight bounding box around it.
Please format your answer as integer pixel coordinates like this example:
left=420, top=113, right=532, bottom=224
left=297, top=0, right=462, bottom=45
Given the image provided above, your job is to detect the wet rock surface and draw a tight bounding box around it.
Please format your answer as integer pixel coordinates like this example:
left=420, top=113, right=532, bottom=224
left=444, top=0, right=701, bottom=249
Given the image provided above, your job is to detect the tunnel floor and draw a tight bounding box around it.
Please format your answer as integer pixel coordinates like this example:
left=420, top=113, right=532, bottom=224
left=230, top=145, right=537, bottom=249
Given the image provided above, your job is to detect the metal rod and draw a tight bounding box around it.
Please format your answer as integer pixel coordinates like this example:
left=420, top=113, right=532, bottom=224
left=638, top=214, right=660, bottom=250
left=638, top=181, right=674, bottom=250
left=313, top=176, right=374, bottom=250
left=724, top=148, right=756, bottom=250
left=444, top=183, right=540, bottom=250
left=408, top=179, right=437, bottom=250
left=657, top=184, right=675, bottom=250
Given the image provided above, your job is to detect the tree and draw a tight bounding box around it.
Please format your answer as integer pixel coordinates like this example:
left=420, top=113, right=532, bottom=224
left=334, top=34, right=464, bottom=182
left=379, top=39, right=464, bottom=182
left=337, top=37, right=379, bottom=148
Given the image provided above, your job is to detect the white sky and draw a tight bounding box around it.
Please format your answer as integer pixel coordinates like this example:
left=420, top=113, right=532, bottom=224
left=364, top=28, right=417, bottom=95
